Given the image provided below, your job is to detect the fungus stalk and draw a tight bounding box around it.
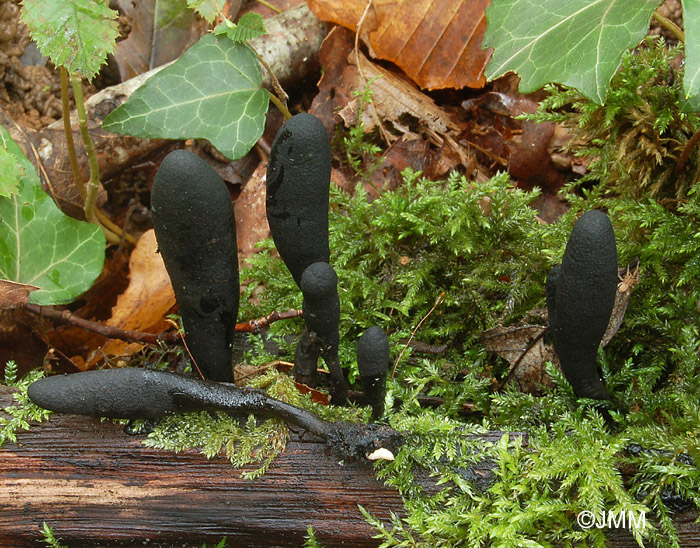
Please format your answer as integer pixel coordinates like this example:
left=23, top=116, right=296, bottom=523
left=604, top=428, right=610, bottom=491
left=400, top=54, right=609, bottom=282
left=266, top=113, right=348, bottom=401
left=357, top=326, right=391, bottom=420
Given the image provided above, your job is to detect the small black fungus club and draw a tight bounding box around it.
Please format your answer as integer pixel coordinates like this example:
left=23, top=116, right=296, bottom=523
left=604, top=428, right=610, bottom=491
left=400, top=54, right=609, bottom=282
left=151, top=149, right=239, bottom=383
left=546, top=209, right=618, bottom=400
left=299, top=262, right=347, bottom=402
left=356, top=326, right=391, bottom=420
left=266, top=113, right=348, bottom=402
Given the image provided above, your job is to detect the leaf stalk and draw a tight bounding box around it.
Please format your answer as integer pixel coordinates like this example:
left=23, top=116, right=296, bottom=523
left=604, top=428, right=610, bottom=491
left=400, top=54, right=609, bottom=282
left=68, top=74, right=135, bottom=245
left=70, top=74, right=100, bottom=226
left=652, top=10, right=685, bottom=43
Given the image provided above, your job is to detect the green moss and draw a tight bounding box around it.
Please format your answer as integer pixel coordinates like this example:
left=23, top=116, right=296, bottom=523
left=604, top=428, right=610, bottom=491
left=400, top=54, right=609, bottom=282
left=141, top=367, right=369, bottom=479
left=9, top=42, right=700, bottom=541
left=6, top=153, right=699, bottom=545
left=1, top=361, right=51, bottom=448
left=303, top=526, right=327, bottom=548
left=242, top=169, right=552, bottom=388
left=528, top=37, right=700, bottom=202
left=40, top=522, right=67, bottom=548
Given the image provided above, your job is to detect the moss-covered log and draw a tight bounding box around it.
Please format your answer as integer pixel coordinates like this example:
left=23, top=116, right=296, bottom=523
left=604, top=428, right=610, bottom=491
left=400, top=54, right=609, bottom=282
left=0, top=387, right=697, bottom=547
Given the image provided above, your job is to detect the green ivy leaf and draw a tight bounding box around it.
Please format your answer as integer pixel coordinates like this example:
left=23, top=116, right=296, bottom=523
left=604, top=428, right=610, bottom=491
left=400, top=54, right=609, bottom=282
left=484, top=0, right=661, bottom=104
left=0, top=125, right=105, bottom=306
left=186, top=0, right=225, bottom=24
left=0, top=148, right=23, bottom=198
left=683, top=0, right=700, bottom=105
left=102, top=33, right=269, bottom=161
left=20, top=0, right=119, bottom=80
left=214, top=13, right=267, bottom=43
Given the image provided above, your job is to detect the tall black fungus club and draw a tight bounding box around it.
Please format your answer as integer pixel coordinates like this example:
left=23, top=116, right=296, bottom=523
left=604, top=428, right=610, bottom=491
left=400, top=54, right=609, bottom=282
left=357, top=326, right=391, bottom=420
left=265, top=112, right=331, bottom=286
left=546, top=209, right=618, bottom=400
left=266, top=113, right=348, bottom=402
left=151, top=149, right=239, bottom=383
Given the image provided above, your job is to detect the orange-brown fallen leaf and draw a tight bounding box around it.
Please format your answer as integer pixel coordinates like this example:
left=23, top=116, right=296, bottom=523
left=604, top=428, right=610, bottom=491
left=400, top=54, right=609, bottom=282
left=234, top=162, right=271, bottom=261
left=307, top=0, right=491, bottom=90
left=91, top=229, right=175, bottom=363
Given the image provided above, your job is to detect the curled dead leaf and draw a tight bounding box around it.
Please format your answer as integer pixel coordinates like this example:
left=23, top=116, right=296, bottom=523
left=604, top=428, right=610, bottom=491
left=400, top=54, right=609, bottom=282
left=339, top=52, right=457, bottom=135
left=601, top=260, right=640, bottom=347
left=480, top=324, right=554, bottom=395
left=0, top=280, right=40, bottom=309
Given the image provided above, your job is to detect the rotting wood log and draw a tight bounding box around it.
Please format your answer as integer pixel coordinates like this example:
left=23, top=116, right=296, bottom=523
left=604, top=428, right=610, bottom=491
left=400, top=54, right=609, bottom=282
left=0, top=385, right=412, bottom=548
left=0, top=387, right=697, bottom=547
left=1, top=4, right=327, bottom=219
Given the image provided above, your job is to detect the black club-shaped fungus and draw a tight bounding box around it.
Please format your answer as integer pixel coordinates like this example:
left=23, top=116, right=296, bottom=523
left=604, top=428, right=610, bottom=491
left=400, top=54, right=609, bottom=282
left=151, top=149, right=239, bottom=382
left=547, top=209, right=618, bottom=400
left=357, top=326, right=391, bottom=420
left=299, top=261, right=347, bottom=403
left=265, top=112, right=331, bottom=288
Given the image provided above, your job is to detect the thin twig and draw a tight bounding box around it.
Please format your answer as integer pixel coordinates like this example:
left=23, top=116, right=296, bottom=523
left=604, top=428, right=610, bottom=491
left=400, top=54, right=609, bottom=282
left=25, top=303, right=302, bottom=345
left=236, top=309, right=303, bottom=334
left=391, top=292, right=445, bottom=380
left=25, top=303, right=179, bottom=344
left=179, top=329, right=205, bottom=380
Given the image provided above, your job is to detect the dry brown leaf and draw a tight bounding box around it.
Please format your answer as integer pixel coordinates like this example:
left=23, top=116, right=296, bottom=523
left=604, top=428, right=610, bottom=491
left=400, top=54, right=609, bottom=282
left=234, top=163, right=270, bottom=261
left=338, top=52, right=457, bottom=135
left=93, top=230, right=175, bottom=362
left=0, top=280, right=40, bottom=309
left=113, top=0, right=208, bottom=81
left=307, top=0, right=491, bottom=90
left=601, top=260, right=640, bottom=347
left=309, top=25, right=357, bottom=134
left=480, top=324, right=555, bottom=395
